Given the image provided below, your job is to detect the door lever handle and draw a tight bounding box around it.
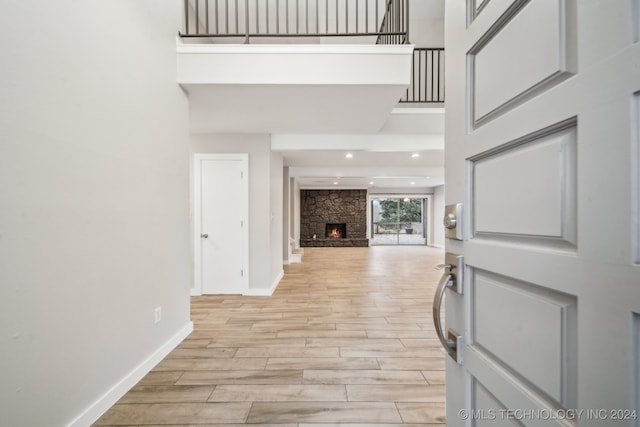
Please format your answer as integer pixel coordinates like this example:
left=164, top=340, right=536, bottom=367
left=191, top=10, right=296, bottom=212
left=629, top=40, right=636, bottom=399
left=433, top=272, right=463, bottom=364
left=435, top=264, right=453, bottom=271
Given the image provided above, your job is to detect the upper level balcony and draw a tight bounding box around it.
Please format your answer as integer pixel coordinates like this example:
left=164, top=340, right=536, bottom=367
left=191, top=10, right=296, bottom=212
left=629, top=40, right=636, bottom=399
left=177, top=0, right=443, bottom=134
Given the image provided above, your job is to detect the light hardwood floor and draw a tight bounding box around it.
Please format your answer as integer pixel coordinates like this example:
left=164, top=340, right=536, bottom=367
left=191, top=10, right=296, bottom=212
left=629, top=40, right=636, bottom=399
left=94, top=246, right=446, bottom=426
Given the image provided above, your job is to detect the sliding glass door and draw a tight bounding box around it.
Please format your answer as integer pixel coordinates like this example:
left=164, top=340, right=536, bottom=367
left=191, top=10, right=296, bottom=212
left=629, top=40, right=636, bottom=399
left=370, top=197, right=427, bottom=245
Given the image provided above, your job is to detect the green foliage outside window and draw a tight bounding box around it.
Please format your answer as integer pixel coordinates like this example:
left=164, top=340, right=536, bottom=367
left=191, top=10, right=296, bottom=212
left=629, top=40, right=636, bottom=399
left=379, top=199, right=421, bottom=223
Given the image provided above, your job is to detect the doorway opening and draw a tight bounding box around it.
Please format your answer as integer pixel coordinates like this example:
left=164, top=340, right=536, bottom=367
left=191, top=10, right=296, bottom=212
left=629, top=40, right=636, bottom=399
left=370, top=197, right=428, bottom=245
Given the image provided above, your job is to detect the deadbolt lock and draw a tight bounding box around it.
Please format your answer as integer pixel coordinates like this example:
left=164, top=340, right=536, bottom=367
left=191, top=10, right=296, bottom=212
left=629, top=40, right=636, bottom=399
left=443, top=213, right=457, bottom=229
left=443, top=203, right=463, bottom=240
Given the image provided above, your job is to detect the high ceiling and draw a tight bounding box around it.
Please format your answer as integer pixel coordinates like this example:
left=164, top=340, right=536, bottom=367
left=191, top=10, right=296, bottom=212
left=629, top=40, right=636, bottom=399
left=183, top=0, right=446, bottom=190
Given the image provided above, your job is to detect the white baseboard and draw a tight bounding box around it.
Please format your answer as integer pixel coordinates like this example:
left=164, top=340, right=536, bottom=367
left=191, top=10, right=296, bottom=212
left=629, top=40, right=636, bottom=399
left=243, top=269, right=284, bottom=296
left=68, top=321, right=194, bottom=427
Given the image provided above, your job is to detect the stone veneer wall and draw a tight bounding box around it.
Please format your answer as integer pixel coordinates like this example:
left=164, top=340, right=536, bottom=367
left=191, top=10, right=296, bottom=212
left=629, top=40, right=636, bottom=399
left=300, top=189, right=369, bottom=247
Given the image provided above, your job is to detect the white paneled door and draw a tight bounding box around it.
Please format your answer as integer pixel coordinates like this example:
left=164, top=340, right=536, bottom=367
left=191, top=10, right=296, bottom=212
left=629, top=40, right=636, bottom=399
left=441, top=1, right=640, bottom=426
left=194, top=154, right=248, bottom=295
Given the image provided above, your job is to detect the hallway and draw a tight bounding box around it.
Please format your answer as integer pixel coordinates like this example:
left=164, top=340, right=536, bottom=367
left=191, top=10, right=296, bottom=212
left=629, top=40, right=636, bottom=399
left=95, top=246, right=446, bottom=426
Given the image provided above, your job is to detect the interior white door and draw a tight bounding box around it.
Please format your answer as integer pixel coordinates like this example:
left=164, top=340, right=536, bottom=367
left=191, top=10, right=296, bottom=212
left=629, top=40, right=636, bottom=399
left=441, top=1, right=640, bottom=425
left=195, top=154, right=248, bottom=294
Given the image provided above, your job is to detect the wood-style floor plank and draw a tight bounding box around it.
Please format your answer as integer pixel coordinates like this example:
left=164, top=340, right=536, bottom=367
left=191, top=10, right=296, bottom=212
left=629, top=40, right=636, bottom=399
left=93, top=246, right=445, bottom=426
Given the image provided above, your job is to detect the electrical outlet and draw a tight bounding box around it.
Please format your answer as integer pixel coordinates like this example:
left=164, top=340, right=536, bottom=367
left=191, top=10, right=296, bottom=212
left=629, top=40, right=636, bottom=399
left=154, top=307, right=162, bottom=324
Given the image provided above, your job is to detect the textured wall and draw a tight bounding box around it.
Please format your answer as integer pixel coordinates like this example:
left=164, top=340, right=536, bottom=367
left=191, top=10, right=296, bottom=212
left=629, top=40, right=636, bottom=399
left=300, top=190, right=368, bottom=246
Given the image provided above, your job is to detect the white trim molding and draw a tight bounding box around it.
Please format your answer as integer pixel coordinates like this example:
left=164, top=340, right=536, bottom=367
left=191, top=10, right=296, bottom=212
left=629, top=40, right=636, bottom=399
left=244, top=269, right=284, bottom=296
left=68, top=322, right=193, bottom=427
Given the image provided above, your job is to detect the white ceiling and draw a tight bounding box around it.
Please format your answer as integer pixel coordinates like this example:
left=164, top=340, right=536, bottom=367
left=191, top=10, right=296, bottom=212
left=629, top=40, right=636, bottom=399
left=186, top=84, right=408, bottom=134
left=184, top=0, right=446, bottom=191
left=274, top=108, right=445, bottom=189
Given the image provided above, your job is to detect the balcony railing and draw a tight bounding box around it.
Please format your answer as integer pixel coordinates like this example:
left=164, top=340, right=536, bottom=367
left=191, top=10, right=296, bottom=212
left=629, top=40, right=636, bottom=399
left=180, top=0, right=409, bottom=44
left=400, top=48, right=444, bottom=103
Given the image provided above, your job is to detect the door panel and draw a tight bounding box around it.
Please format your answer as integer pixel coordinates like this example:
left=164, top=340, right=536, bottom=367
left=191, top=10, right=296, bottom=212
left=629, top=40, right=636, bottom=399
left=473, top=270, right=577, bottom=406
left=194, top=154, right=248, bottom=295
left=444, top=0, right=640, bottom=425
left=472, top=124, right=576, bottom=243
left=473, top=381, right=518, bottom=427
left=471, top=0, right=572, bottom=125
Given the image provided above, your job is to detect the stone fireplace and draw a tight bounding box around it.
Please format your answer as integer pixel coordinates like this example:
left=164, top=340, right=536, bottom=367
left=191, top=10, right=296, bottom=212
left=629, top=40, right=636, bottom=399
left=300, top=190, right=368, bottom=247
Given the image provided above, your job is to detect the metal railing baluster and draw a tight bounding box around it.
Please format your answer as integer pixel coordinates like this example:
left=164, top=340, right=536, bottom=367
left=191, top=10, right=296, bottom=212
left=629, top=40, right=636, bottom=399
left=325, top=0, right=328, bottom=33
left=398, top=48, right=445, bottom=103
left=256, top=0, right=260, bottom=34
left=206, top=0, right=210, bottom=33
left=215, top=0, right=219, bottom=34
left=345, top=0, right=348, bottom=34
left=244, top=0, right=249, bottom=42
left=195, top=0, right=200, bottom=34
left=180, top=0, right=415, bottom=46
left=296, top=0, right=299, bottom=34
left=365, top=0, right=368, bottom=33
left=184, top=0, right=190, bottom=34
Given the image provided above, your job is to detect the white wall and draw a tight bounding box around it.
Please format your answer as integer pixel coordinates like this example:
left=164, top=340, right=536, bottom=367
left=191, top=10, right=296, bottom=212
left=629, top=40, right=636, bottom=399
left=190, top=134, right=283, bottom=292
left=270, top=152, right=284, bottom=285
left=282, top=167, right=291, bottom=263
left=410, top=0, right=445, bottom=47
left=0, top=2, right=192, bottom=426
left=292, top=178, right=301, bottom=247
left=432, top=185, right=445, bottom=248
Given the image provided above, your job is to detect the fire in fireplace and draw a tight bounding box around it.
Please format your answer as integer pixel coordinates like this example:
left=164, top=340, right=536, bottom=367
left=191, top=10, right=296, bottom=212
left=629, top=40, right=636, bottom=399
left=325, top=223, right=347, bottom=239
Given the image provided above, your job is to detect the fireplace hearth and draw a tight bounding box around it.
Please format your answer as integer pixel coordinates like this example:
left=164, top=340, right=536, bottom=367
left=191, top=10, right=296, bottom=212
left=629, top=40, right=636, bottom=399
left=325, top=223, right=347, bottom=239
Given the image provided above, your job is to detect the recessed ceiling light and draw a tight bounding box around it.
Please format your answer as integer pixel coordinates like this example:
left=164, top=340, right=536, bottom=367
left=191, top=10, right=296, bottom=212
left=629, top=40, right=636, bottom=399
left=345, top=153, right=353, bottom=159
left=333, top=181, right=339, bottom=185
left=425, top=176, right=431, bottom=179
left=369, top=181, right=374, bottom=185
left=411, top=153, right=420, bottom=158
left=410, top=181, right=415, bottom=185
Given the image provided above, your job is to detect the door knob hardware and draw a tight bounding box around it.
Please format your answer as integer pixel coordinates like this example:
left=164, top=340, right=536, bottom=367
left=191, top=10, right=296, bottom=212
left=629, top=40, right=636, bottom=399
left=432, top=271, right=463, bottom=365
left=443, top=213, right=457, bottom=229
left=201, top=233, right=208, bottom=238
left=443, top=203, right=463, bottom=240
left=435, top=254, right=464, bottom=295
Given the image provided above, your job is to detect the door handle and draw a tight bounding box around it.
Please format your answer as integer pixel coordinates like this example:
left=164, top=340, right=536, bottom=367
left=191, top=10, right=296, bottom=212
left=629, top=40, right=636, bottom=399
left=434, top=253, right=464, bottom=294
left=433, top=270, right=463, bottom=364
left=201, top=233, right=208, bottom=238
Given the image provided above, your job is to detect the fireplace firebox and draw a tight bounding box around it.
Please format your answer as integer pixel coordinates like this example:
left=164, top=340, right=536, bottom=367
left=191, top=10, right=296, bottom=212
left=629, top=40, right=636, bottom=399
left=325, top=223, right=347, bottom=239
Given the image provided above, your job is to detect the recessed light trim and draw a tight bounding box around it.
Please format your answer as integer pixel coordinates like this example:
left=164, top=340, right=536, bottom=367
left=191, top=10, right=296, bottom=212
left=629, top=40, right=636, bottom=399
left=411, top=153, right=420, bottom=158
left=345, top=153, right=353, bottom=159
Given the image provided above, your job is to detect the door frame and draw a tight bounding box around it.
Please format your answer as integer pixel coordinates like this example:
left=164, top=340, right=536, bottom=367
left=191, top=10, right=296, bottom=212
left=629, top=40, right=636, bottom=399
left=367, top=193, right=432, bottom=245
left=193, top=153, right=249, bottom=296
